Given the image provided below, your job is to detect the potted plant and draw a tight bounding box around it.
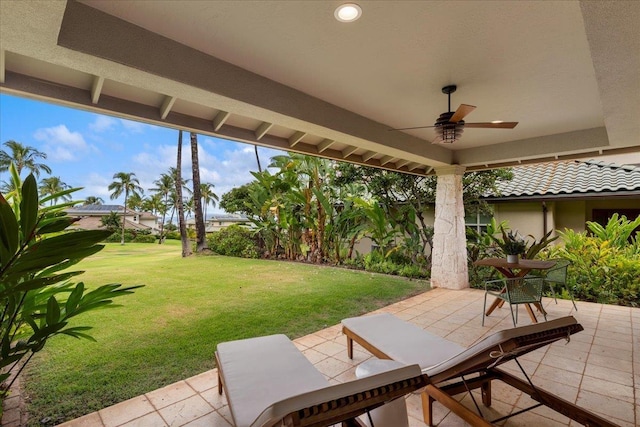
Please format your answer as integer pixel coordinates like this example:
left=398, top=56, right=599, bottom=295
left=491, top=228, right=527, bottom=263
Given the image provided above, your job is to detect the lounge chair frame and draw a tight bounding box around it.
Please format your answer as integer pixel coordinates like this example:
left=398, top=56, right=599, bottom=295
left=343, top=315, right=619, bottom=427
left=215, top=334, right=427, bottom=427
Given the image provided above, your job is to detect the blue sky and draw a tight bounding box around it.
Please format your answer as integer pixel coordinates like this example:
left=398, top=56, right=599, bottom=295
left=0, top=94, right=284, bottom=211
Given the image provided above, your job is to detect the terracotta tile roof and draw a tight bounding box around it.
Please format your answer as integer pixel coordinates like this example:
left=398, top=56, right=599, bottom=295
left=488, top=160, right=640, bottom=199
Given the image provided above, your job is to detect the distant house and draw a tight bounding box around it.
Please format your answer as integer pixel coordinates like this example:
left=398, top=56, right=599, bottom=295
left=186, top=214, right=251, bottom=233
left=354, top=160, right=640, bottom=255
left=65, top=205, right=160, bottom=234
left=482, top=160, right=640, bottom=239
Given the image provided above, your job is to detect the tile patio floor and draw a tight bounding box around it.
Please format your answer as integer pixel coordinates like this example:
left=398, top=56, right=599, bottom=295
left=54, top=288, right=638, bottom=427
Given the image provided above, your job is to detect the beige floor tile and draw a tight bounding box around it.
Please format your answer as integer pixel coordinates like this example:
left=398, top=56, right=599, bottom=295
left=185, top=370, right=218, bottom=393
left=587, top=352, right=634, bottom=373
left=576, top=389, right=635, bottom=424
left=120, top=412, right=168, bottom=427
left=180, top=411, right=232, bottom=427
left=294, top=333, right=327, bottom=348
left=302, top=347, right=329, bottom=364
left=313, top=340, right=346, bottom=357
left=579, top=375, right=634, bottom=403
left=592, top=335, right=633, bottom=352
left=157, top=395, right=215, bottom=427
left=533, top=365, right=583, bottom=388
left=99, top=396, right=156, bottom=427
left=540, top=353, right=586, bottom=374
left=199, top=387, right=228, bottom=410
left=312, top=356, right=353, bottom=379
left=502, top=410, right=568, bottom=426
left=146, top=381, right=196, bottom=409
left=56, top=412, right=104, bottom=427
left=589, top=343, right=632, bottom=362
left=584, top=363, right=634, bottom=387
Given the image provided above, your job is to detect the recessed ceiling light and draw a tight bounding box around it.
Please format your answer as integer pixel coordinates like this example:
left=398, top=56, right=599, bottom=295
left=491, top=120, right=504, bottom=124
left=335, top=3, right=362, bottom=22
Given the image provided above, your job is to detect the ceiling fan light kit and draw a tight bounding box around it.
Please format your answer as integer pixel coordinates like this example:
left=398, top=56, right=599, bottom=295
left=390, top=84, right=518, bottom=144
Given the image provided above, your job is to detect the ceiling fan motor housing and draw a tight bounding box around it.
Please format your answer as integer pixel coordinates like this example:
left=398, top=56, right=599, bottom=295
left=435, top=111, right=464, bottom=142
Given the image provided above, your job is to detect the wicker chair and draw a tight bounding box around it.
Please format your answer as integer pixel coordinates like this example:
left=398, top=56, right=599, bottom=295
left=483, top=276, right=547, bottom=327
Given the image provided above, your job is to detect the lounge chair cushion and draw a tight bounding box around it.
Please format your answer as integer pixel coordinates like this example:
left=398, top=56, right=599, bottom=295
left=342, top=313, right=580, bottom=383
left=217, top=334, right=329, bottom=427
left=342, top=313, right=465, bottom=369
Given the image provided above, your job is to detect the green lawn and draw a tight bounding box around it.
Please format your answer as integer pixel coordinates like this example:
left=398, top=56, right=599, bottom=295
left=24, top=241, right=429, bottom=425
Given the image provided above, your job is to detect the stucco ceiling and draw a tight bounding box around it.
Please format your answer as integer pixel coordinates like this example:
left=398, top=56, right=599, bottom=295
left=0, top=1, right=638, bottom=175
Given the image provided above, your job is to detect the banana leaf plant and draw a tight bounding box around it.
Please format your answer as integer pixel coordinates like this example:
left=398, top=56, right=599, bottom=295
left=0, top=165, right=143, bottom=395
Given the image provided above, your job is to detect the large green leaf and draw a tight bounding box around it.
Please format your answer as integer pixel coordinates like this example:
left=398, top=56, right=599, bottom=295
left=46, top=296, right=61, bottom=326
left=0, top=192, right=20, bottom=263
left=19, top=174, right=39, bottom=242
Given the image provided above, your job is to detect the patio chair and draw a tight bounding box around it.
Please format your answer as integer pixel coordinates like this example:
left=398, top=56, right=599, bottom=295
left=542, top=259, right=577, bottom=310
left=342, top=313, right=618, bottom=427
left=215, top=334, right=426, bottom=427
left=482, top=276, right=547, bottom=327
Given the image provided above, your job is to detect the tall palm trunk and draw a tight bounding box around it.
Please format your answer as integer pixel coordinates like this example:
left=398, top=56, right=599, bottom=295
left=176, top=130, right=191, bottom=257
left=121, top=189, right=128, bottom=245
left=254, top=145, right=262, bottom=172
left=190, top=133, right=208, bottom=252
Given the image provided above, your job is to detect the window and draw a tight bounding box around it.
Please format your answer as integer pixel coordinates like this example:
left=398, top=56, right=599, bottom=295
left=465, top=207, right=492, bottom=234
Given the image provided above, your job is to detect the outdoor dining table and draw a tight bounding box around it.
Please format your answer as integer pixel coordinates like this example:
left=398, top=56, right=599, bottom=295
left=474, top=258, right=557, bottom=323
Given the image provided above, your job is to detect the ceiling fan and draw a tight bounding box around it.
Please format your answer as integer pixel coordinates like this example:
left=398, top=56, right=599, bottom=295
left=391, top=85, right=518, bottom=144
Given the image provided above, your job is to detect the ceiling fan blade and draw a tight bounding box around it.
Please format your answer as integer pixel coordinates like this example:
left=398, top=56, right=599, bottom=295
left=449, top=104, right=476, bottom=122
left=465, top=122, right=518, bottom=129
left=388, top=125, right=436, bottom=131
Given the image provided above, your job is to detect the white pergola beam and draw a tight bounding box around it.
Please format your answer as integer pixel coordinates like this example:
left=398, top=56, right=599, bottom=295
left=0, top=50, right=5, bottom=84
left=255, top=121, right=273, bottom=140
left=379, top=155, right=395, bottom=166
left=160, top=95, right=177, bottom=120
left=90, top=75, right=104, bottom=104
left=395, top=159, right=410, bottom=169
left=317, top=139, right=335, bottom=153
left=289, top=131, right=306, bottom=147
left=213, top=110, right=230, bottom=131
left=362, top=151, right=377, bottom=162
left=342, top=146, right=358, bottom=158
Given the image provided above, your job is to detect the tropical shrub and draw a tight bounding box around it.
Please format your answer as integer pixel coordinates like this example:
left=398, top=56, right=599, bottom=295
left=548, top=214, right=640, bottom=306
left=207, top=225, right=259, bottom=258
left=0, top=167, right=143, bottom=396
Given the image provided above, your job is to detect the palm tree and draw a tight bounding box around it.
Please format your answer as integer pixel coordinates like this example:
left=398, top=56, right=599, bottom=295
left=127, top=191, right=145, bottom=212
left=190, top=132, right=207, bottom=252
left=176, top=130, right=191, bottom=257
left=0, top=140, right=52, bottom=177
left=199, top=182, right=219, bottom=221
left=84, top=196, right=104, bottom=205
left=108, top=172, right=143, bottom=245
left=38, top=176, right=71, bottom=205
left=150, top=173, right=174, bottom=244
left=184, top=197, right=195, bottom=219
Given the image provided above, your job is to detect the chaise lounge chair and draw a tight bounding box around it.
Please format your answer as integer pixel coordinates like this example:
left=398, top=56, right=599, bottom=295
left=341, top=313, right=618, bottom=426
left=215, top=333, right=426, bottom=427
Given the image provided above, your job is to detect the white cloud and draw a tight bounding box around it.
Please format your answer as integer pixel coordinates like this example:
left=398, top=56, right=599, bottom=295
left=88, top=115, right=118, bottom=132
left=120, top=119, right=151, bottom=134
left=127, top=139, right=285, bottom=205
left=34, top=124, right=98, bottom=162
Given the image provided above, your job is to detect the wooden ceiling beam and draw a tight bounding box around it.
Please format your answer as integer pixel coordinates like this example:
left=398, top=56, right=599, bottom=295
left=288, top=131, right=306, bottom=147
left=160, top=95, right=177, bottom=120
left=255, top=121, right=273, bottom=140
left=317, top=139, right=335, bottom=153
left=90, top=75, right=104, bottom=104
left=213, top=110, right=230, bottom=131
left=342, top=146, right=358, bottom=158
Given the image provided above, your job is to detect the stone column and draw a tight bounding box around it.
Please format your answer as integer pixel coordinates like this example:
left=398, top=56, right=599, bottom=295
left=431, top=165, right=469, bottom=289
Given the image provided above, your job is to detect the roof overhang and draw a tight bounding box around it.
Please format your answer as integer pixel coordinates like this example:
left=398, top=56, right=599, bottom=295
left=1, top=1, right=638, bottom=175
